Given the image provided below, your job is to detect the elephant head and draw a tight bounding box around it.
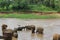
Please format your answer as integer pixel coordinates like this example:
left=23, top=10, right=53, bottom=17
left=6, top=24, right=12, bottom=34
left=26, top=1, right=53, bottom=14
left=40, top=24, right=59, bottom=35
left=36, top=27, right=44, bottom=34
left=2, top=24, right=8, bottom=31
left=1, top=24, right=8, bottom=34
left=25, top=25, right=35, bottom=33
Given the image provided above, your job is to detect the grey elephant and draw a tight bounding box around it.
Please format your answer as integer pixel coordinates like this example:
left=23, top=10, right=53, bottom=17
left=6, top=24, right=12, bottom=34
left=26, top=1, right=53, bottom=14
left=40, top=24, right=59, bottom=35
left=16, top=25, right=26, bottom=31
left=17, top=27, right=25, bottom=31
left=36, top=27, right=44, bottom=34
left=25, top=25, right=35, bottom=33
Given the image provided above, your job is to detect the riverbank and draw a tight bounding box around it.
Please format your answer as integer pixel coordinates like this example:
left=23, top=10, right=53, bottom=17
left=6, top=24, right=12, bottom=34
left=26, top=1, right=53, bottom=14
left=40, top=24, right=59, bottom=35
left=0, top=13, right=60, bottom=19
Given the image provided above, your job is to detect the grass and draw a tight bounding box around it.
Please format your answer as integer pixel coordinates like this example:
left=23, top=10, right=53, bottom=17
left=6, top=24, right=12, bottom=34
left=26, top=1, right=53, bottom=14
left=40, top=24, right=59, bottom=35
left=0, top=13, right=60, bottom=19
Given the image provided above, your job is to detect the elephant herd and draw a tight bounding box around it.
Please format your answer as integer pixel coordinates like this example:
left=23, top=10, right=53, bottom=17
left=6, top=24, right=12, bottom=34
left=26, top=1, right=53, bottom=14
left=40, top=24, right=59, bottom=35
left=1, top=24, right=18, bottom=40
left=16, top=25, right=44, bottom=34
left=1, top=24, right=60, bottom=40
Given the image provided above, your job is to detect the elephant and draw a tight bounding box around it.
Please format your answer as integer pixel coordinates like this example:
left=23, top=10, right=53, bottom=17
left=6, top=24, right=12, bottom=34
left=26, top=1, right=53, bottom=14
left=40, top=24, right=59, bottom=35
left=53, top=34, right=60, bottom=40
left=3, top=29, right=13, bottom=40
left=13, top=28, right=18, bottom=38
left=17, top=25, right=26, bottom=31
left=1, top=24, right=8, bottom=32
left=13, top=28, right=18, bottom=33
left=31, top=25, right=35, bottom=33
left=3, top=29, right=13, bottom=35
left=13, top=32, right=18, bottom=38
left=1, top=24, right=8, bottom=35
left=17, top=27, right=26, bottom=31
left=36, top=27, right=44, bottom=34
left=25, top=25, right=35, bottom=33
left=3, top=29, right=18, bottom=39
left=59, top=35, right=60, bottom=40
left=25, top=25, right=32, bottom=30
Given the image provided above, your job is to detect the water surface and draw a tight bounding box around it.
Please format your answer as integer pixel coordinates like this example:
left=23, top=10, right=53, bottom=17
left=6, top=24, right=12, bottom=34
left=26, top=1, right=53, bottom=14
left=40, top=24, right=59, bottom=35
left=0, top=18, right=60, bottom=40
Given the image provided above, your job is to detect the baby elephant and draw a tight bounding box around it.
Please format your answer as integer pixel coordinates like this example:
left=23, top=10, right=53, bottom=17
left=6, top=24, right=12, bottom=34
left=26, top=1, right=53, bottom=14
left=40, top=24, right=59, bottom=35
left=53, top=34, right=60, bottom=40
left=13, top=32, right=18, bottom=38
left=25, top=25, right=35, bottom=33
left=12, top=28, right=18, bottom=38
left=36, top=27, right=44, bottom=34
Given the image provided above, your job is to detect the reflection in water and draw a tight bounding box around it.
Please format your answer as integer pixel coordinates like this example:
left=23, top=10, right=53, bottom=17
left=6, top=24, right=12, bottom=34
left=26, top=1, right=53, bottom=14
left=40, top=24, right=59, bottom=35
left=18, top=30, right=43, bottom=40
left=37, top=34, right=43, bottom=39
left=18, top=31, right=31, bottom=40
left=31, top=33, right=43, bottom=40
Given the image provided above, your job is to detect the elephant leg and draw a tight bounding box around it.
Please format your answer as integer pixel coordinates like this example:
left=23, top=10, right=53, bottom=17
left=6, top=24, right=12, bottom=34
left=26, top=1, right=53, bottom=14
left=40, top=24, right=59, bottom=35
left=58, top=38, right=60, bottom=40
left=13, top=32, right=18, bottom=38
left=32, top=29, right=35, bottom=33
left=32, top=28, right=35, bottom=33
left=58, top=35, right=60, bottom=40
left=53, top=37, right=57, bottom=40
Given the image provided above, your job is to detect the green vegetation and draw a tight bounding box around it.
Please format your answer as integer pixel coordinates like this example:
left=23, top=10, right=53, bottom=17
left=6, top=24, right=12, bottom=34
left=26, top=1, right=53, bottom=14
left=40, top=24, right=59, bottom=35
left=0, top=0, right=60, bottom=19
left=0, top=0, right=60, bottom=12
left=29, top=5, right=56, bottom=12
left=0, top=13, right=60, bottom=19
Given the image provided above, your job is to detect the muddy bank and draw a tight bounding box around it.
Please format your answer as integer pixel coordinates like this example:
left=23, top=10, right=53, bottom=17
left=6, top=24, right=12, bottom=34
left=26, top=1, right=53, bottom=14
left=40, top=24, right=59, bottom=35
left=0, top=11, right=59, bottom=15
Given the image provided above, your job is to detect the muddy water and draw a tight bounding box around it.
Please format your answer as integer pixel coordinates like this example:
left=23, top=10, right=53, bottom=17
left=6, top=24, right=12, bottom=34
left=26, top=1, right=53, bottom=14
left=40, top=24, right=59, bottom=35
left=18, top=30, right=43, bottom=40
left=0, top=18, right=60, bottom=40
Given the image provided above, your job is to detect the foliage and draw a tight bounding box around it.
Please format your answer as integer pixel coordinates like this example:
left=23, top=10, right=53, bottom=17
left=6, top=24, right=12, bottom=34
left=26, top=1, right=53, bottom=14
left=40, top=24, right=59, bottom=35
left=0, top=0, right=60, bottom=12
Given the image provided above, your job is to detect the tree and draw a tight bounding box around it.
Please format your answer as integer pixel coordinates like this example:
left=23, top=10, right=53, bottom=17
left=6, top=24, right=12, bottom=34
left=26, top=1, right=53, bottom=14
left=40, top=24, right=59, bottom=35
left=12, top=0, right=30, bottom=11
left=0, top=0, right=12, bottom=10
